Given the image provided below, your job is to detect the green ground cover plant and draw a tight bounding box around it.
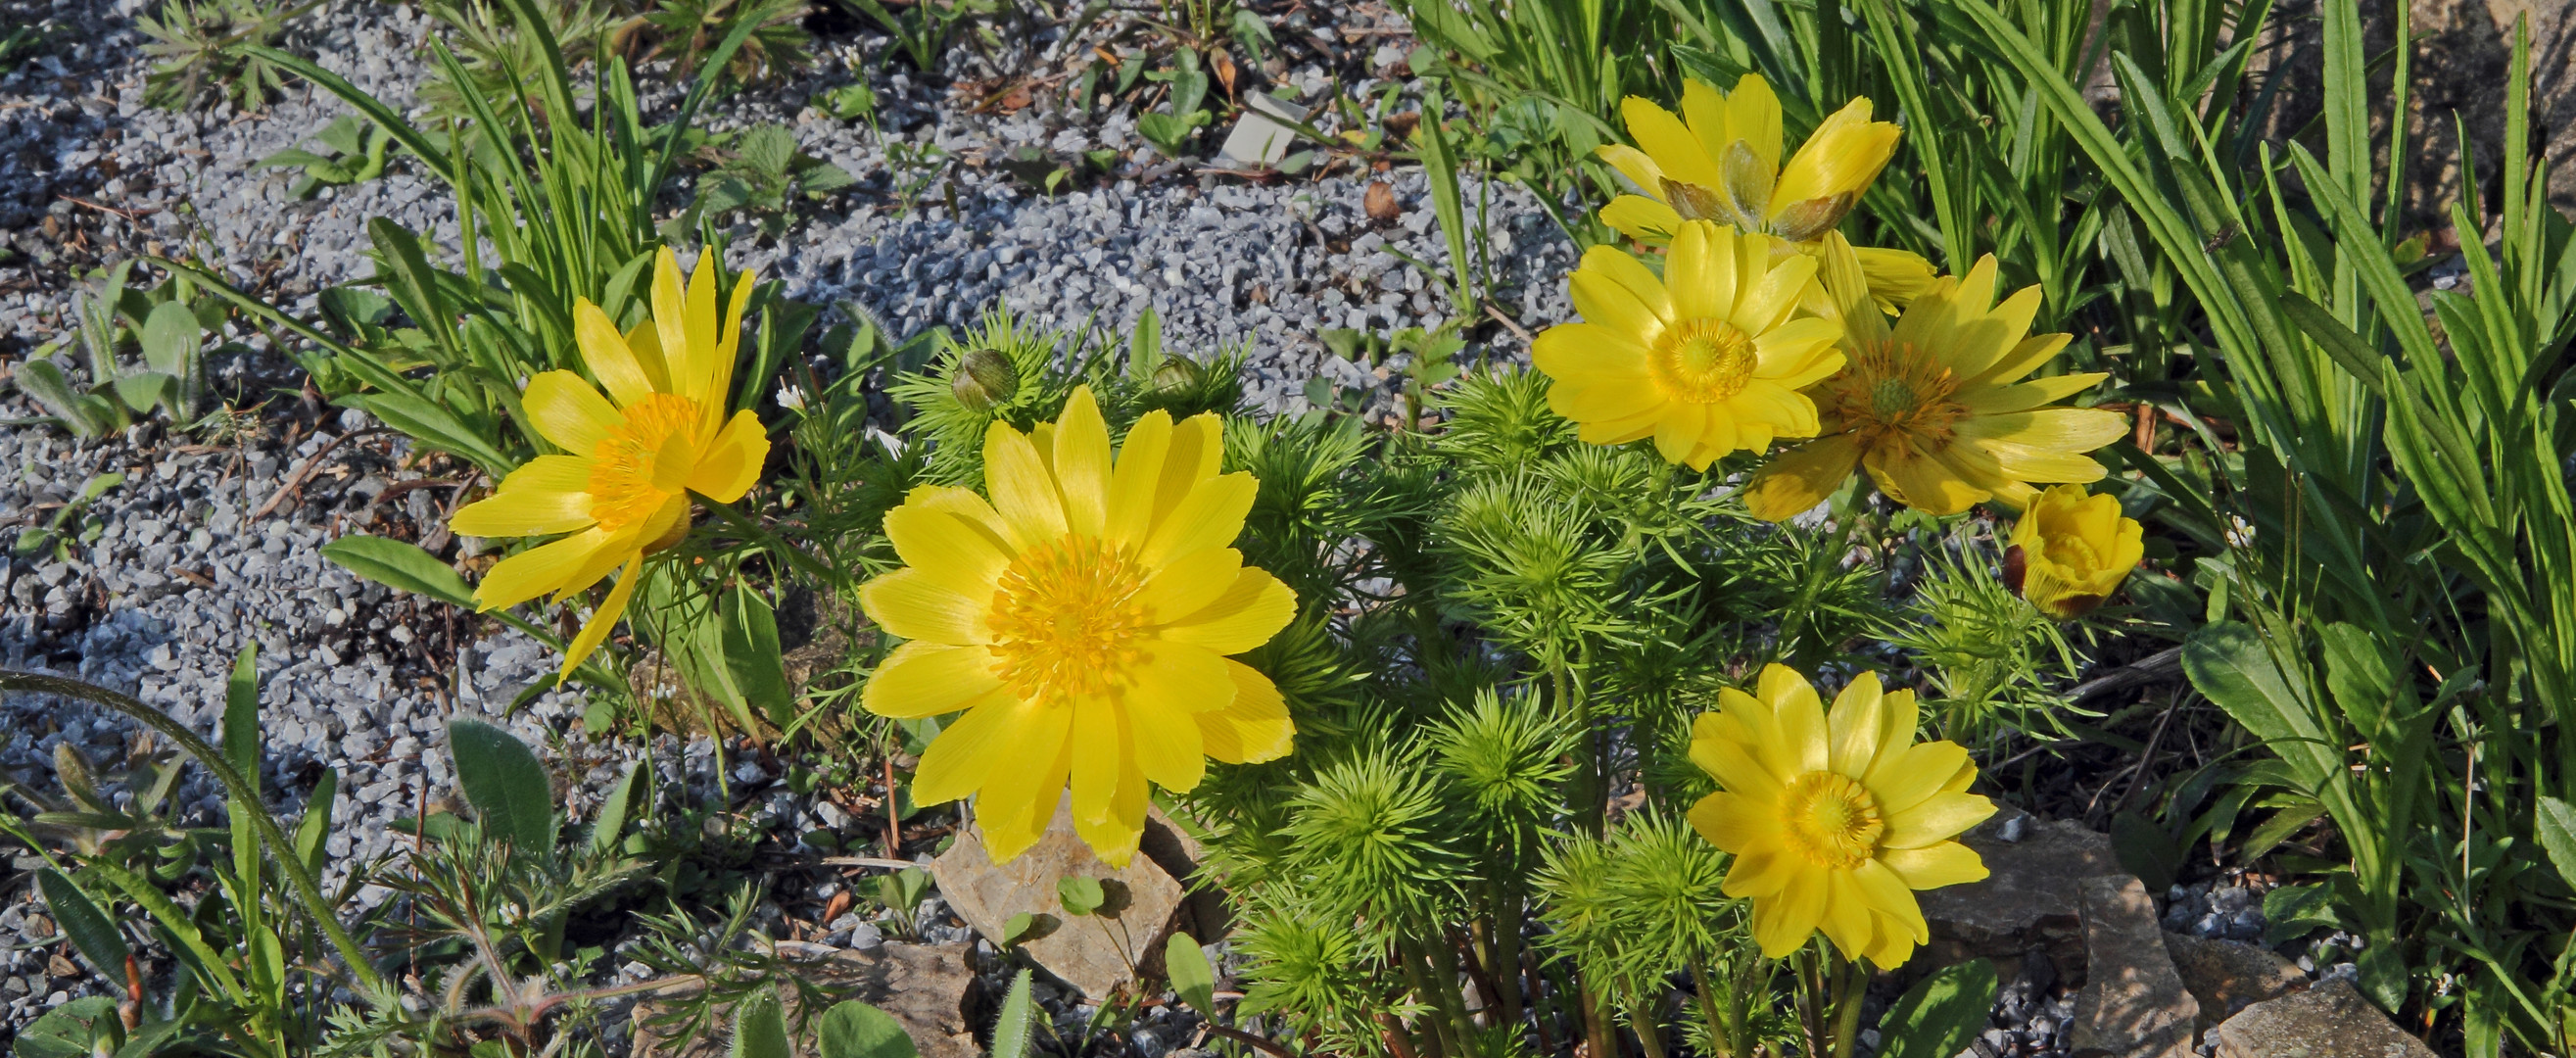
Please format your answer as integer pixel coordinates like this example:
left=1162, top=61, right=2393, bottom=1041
left=9, top=0, right=2576, bottom=1056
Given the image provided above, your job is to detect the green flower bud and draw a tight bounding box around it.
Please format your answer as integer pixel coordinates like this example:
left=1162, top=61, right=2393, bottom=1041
left=952, top=349, right=1019, bottom=412
left=1151, top=356, right=1205, bottom=395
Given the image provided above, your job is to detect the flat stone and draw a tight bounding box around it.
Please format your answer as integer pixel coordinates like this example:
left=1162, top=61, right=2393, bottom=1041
left=2212, top=980, right=2440, bottom=1058
left=2069, top=875, right=2198, bottom=1058
left=1917, top=808, right=2120, bottom=981
left=932, top=799, right=1188, bottom=1000
left=2164, top=934, right=2307, bottom=1031
left=631, top=941, right=978, bottom=1058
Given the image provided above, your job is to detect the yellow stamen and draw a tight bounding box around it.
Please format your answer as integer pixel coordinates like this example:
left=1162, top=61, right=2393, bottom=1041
left=1649, top=318, right=1760, bottom=404
left=1779, top=771, right=1885, bottom=870
left=1824, top=340, right=1966, bottom=452
left=588, top=394, right=705, bottom=532
left=986, top=535, right=1151, bottom=703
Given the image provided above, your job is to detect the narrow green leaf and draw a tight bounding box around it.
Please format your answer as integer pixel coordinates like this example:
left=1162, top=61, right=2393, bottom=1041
left=817, top=1000, right=922, bottom=1058
left=988, top=969, right=1037, bottom=1058
left=224, top=645, right=261, bottom=797
left=11, top=995, right=119, bottom=1058
left=1166, top=933, right=1216, bottom=1019
left=321, top=535, right=476, bottom=607
left=296, top=768, right=340, bottom=877
left=1876, top=958, right=1999, bottom=1058
left=447, top=718, right=557, bottom=852
left=35, top=868, right=128, bottom=980
left=2537, top=797, right=2576, bottom=890
left=351, top=391, right=517, bottom=476
left=592, top=762, right=644, bottom=855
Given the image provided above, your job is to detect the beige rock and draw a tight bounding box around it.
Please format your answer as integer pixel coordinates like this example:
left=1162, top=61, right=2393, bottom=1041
left=1917, top=809, right=2120, bottom=981
left=632, top=941, right=979, bottom=1058
left=2212, top=979, right=2440, bottom=1058
left=932, top=799, right=1187, bottom=1000
left=2164, top=933, right=2307, bottom=1032
left=2068, top=875, right=2199, bottom=1058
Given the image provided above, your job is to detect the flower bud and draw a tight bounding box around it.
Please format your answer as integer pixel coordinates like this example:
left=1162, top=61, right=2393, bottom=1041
left=1150, top=356, right=1204, bottom=395
left=952, top=349, right=1019, bottom=412
left=2008, top=484, right=2146, bottom=619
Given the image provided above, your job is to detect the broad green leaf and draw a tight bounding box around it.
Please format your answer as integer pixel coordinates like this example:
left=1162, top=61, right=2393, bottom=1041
left=592, top=762, right=644, bottom=855
left=2182, top=623, right=2336, bottom=793
left=351, top=391, right=516, bottom=476
left=1058, top=875, right=1105, bottom=916
left=35, top=868, right=128, bottom=979
left=296, top=768, right=341, bottom=876
left=817, top=1000, right=921, bottom=1058
left=1876, top=958, right=1998, bottom=1058
left=13, top=357, right=115, bottom=436
left=140, top=300, right=200, bottom=379
left=2316, top=622, right=2397, bottom=740
left=2262, top=884, right=2340, bottom=946
left=224, top=645, right=261, bottom=794
left=988, top=969, right=1036, bottom=1058
left=729, top=987, right=791, bottom=1058
left=11, top=995, right=119, bottom=1058
left=722, top=585, right=796, bottom=730
left=321, top=535, right=476, bottom=607
left=2536, top=797, right=2576, bottom=890
left=447, top=718, right=557, bottom=852
left=1166, top=933, right=1216, bottom=1018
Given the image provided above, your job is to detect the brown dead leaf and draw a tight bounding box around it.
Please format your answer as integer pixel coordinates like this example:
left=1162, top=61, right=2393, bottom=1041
left=1211, top=47, right=1238, bottom=101
left=1382, top=111, right=1419, bottom=141
left=1364, top=181, right=1400, bottom=223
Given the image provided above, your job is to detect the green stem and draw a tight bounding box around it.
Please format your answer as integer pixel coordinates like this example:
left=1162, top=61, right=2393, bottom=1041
left=1396, top=938, right=1455, bottom=1058
left=1826, top=953, right=1869, bottom=1058
left=1577, top=974, right=1614, bottom=1058
left=1685, top=955, right=1734, bottom=1058
left=1630, top=992, right=1668, bottom=1058
left=1491, top=885, right=1524, bottom=1028
left=0, top=671, right=392, bottom=1007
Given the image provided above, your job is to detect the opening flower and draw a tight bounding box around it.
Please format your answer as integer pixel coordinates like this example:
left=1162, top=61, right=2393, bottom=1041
left=2010, top=484, right=2145, bottom=619
left=1741, top=235, right=2128, bottom=520
left=451, top=248, right=768, bottom=682
left=1596, top=73, right=1934, bottom=307
left=1688, top=664, right=1993, bottom=967
left=1532, top=220, right=1844, bottom=470
left=858, top=386, right=1298, bottom=866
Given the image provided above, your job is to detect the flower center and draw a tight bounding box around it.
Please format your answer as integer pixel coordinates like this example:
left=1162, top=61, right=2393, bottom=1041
left=986, top=535, right=1151, bottom=704
left=1822, top=340, right=1967, bottom=452
left=1648, top=318, right=1760, bottom=404
left=1780, top=771, right=1884, bottom=870
left=587, top=394, right=704, bottom=533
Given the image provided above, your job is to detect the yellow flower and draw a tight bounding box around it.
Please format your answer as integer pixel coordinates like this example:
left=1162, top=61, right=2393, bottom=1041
left=2010, top=484, right=2145, bottom=619
left=1532, top=220, right=1844, bottom=470
left=452, top=248, right=770, bottom=682
left=857, top=386, right=1298, bottom=866
left=1596, top=73, right=1933, bottom=307
left=1688, top=664, right=1993, bottom=967
left=1741, top=235, right=2128, bottom=520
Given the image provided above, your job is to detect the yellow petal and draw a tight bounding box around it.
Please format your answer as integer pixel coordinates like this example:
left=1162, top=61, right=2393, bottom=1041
left=1819, top=870, right=1875, bottom=962
left=1074, top=750, right=1149, bottom=867
left=1150, top=412, right=1225, bottom=535
left=1750, top=318, right=1843, bottom=380
left=1139, top=473, right=1257, bottom=570
left=1123, top=684, right=1206, bottom=794
left=684, top=249, right=723, bottom=398
left=1951, top=283, right=2045, bottom=380
left=1679, top=76, right=1734, bottom=161
left=621, top=318, right=673, bottom=394
left=523, top=371, right=621, bottom=455
left=1735, top=253, right=1817, bottom=334
left=1621, top=95, right=1726, bottom=192
left=1595, top=147, right=1667, bottom=200
left=1728, top=379, right=1820, bottom=438
left=1598, top=194, right=1684, bottom=244
left=1570, top=246, right=1673, bottom=341
left=1967, top=331, right=2075, bottom=387
left=452, top=456, right=596, bottom=537
left=1069, top=697, right=1125, bottom=829
left=1864, top=443, right=1989, bottom=515
left=1687, top=791, right=1778, bottom=853
left=1128, top=639, right=1235, bottom=713
left=1653, top=401, right=1706, bottom=463
left=1666, top=220, right=1725, bottom=321
left=1052, top=386, right=1113, bottom=537
left=1722, top=841, right=1799, bottom=897
left=1852, top=858, right=1930, bottom=942
left=1968, top=406, right=2129, bottom=456
left=650, top=248, right=693, bottom=395
left=1200, top=661, right=1295, bottom=763
left=703, top=266, right=757, bottom=422
left=556, top=553, right=644, bottom=682
left=1864, top=741, right=1971, bottom=817
left=1853, top=246, right=1937, bottom=311
left=1689, top=720, right=1788, bottom=800
left=1105, top=409, right=1173, bottom=547
left=1532, top=323, right=1652, bottom=384
left=910, top=689, right=1025, bottom=804
left=863, top=642, right=1004, bottom=719
left=1750, top=864, right=1828, bottom=957
left=1758, top=663, right=1830, bottom=776
left=475, top=527, right=617, bottom=610
left=684, top=409, right=770, bottom=502
left=575, top=301, right=657, bottom=409
left=1879, top=841, right=1990, bottom=890
left=1726, top=74, right=1784, bottom=174
left=1135, top=547, right=1241, bottom=625
left=1160, top=565, right=1298, bottom=654
left=1959, top=372, right=2107, bottom=413
left=983, top=423, right=1069, bottom=551
left=858, top=567, right=988, bottom=645
left=1773, top=101, right=1898, bottom=210
left=1825, top=671, right=1888, bottom=777
left=1741, top=434, right=1862, bottom=521
left=976, top=706, right=1073, bottom=863
left=1882, top=793, right=1997, bottom=849
left=883, top=504, right=1012, bottom=599
left=1555, top=378, right=1665, bottom=424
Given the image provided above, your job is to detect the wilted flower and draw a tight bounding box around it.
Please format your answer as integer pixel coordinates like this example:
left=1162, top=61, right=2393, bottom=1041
left=1597, top=73, right=1934, bottom=307
left=776, top=383, right=809, bottom=412
left=451, top=248, right=769, bottom=682
left=1742, top=235, right=2128, bottom=520
left=1532, top=220, right=1843, bottom=470
left=1688, top=664, right=1993, bottom=967
left=951, top=348, right=1020, bottom=412
left=2008, top=484, right=2144, bottom=619
left=857, top=386, right=1298, bottom=865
